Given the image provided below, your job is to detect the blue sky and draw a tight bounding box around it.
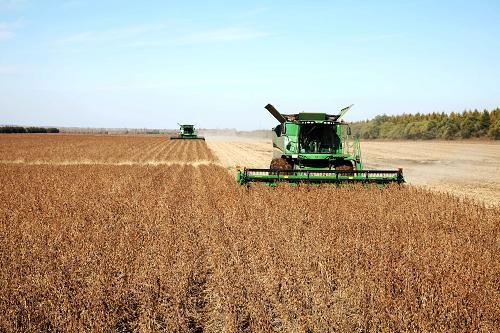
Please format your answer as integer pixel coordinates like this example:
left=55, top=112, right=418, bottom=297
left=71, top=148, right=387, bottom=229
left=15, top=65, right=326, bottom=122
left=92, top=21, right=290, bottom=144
left=1, top=0, right=499, bottom=130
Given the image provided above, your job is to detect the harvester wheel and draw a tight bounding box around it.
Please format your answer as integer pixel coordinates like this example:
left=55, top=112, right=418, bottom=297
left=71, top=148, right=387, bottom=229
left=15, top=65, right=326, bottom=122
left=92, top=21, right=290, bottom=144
left=270, top=158, right=293, bottom=172
left=334, top=161, right=354, bottom=176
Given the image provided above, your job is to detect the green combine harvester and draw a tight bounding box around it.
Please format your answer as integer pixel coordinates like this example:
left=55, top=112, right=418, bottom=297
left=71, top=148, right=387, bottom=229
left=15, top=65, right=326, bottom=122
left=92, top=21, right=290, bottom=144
left=237, top=104, right=404, bottom=185
left=170, top=124, right=205, bottom=140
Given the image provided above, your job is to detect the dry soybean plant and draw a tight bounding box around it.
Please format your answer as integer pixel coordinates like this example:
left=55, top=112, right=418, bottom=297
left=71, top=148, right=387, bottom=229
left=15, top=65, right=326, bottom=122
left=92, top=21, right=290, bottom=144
left=0, top=137, right=498, bottom=332
left=0, top=134, right=215, bottom=164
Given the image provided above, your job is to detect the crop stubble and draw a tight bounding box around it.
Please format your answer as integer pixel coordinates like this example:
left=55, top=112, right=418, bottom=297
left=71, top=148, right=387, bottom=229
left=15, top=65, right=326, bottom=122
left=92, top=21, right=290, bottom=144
left=0, top=135, right=498, bottom=332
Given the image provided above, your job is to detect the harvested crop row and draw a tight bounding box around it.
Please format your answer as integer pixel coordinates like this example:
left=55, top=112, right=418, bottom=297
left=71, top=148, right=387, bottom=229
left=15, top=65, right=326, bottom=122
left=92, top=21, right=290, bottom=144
left=0, top=134, right=215, bottom=163
left=0, top=163, right=497, bottom=332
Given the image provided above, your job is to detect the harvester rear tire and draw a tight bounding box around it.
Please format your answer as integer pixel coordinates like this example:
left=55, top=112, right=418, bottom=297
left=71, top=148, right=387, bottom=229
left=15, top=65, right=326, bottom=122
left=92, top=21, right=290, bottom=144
left=270, top=158, right=293, bottom=171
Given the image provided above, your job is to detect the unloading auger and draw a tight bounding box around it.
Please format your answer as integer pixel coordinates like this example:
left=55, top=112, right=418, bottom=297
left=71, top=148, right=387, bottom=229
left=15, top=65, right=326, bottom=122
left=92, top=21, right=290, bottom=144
left=237, top=104, right=404, bottom=185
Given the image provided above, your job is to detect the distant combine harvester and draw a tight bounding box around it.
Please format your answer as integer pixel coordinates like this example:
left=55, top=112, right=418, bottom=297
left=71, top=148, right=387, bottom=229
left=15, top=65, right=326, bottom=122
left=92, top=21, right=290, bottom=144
left=170, top=124, right=205, bottom=140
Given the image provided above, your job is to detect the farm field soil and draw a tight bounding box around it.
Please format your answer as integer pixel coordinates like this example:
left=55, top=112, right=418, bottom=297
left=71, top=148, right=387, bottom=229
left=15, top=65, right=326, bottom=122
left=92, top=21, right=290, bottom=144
left=207, top=137, right=500, bottom=206
left=0, top=134, right=215, bottom=164
left=205, top=137, right=271, bottom=170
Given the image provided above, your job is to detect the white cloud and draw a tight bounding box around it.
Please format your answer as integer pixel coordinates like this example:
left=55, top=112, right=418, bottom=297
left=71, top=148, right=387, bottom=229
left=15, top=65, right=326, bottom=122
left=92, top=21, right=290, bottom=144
left=180, top=28, right=270, bottom=44
left=57, top=24, right=270, bottom=49
left=0, top=0, right=28, bottom=10
left=55, top=23, right=165, bottom=45
left=62, top=0, right=82, bottom=6
left=0, top=21, right=16, bottom=40
left=242, top=7, right=270, bottom=16
left=0, top=29, right=13, bottom=40
left=119, top=40, right=167, bottom=48
left=56, top=31, right=94, bottom=44
left=0, top=66, right=17, bottom=74
left=0, top=19, right=24, bottom=40
left=120, top=28, right=270, bottom=48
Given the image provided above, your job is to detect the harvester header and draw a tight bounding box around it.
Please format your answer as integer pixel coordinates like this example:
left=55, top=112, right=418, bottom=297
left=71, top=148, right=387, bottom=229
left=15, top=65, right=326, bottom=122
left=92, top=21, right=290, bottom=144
left=237, top=168, right=404, bottom=185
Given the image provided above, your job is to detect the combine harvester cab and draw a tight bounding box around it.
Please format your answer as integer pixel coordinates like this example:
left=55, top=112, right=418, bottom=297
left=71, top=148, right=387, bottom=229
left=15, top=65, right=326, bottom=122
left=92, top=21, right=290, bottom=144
left=170, top=124, right=205, bottom=140
left=237, top=104, right=404, bottom=186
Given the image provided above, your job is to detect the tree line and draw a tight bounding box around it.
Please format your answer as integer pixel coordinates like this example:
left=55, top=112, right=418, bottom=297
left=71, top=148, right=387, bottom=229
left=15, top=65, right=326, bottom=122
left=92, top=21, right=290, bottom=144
left=350, top=108, right=499, bottom=140
left=0, top=126, right=60, bottom=134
